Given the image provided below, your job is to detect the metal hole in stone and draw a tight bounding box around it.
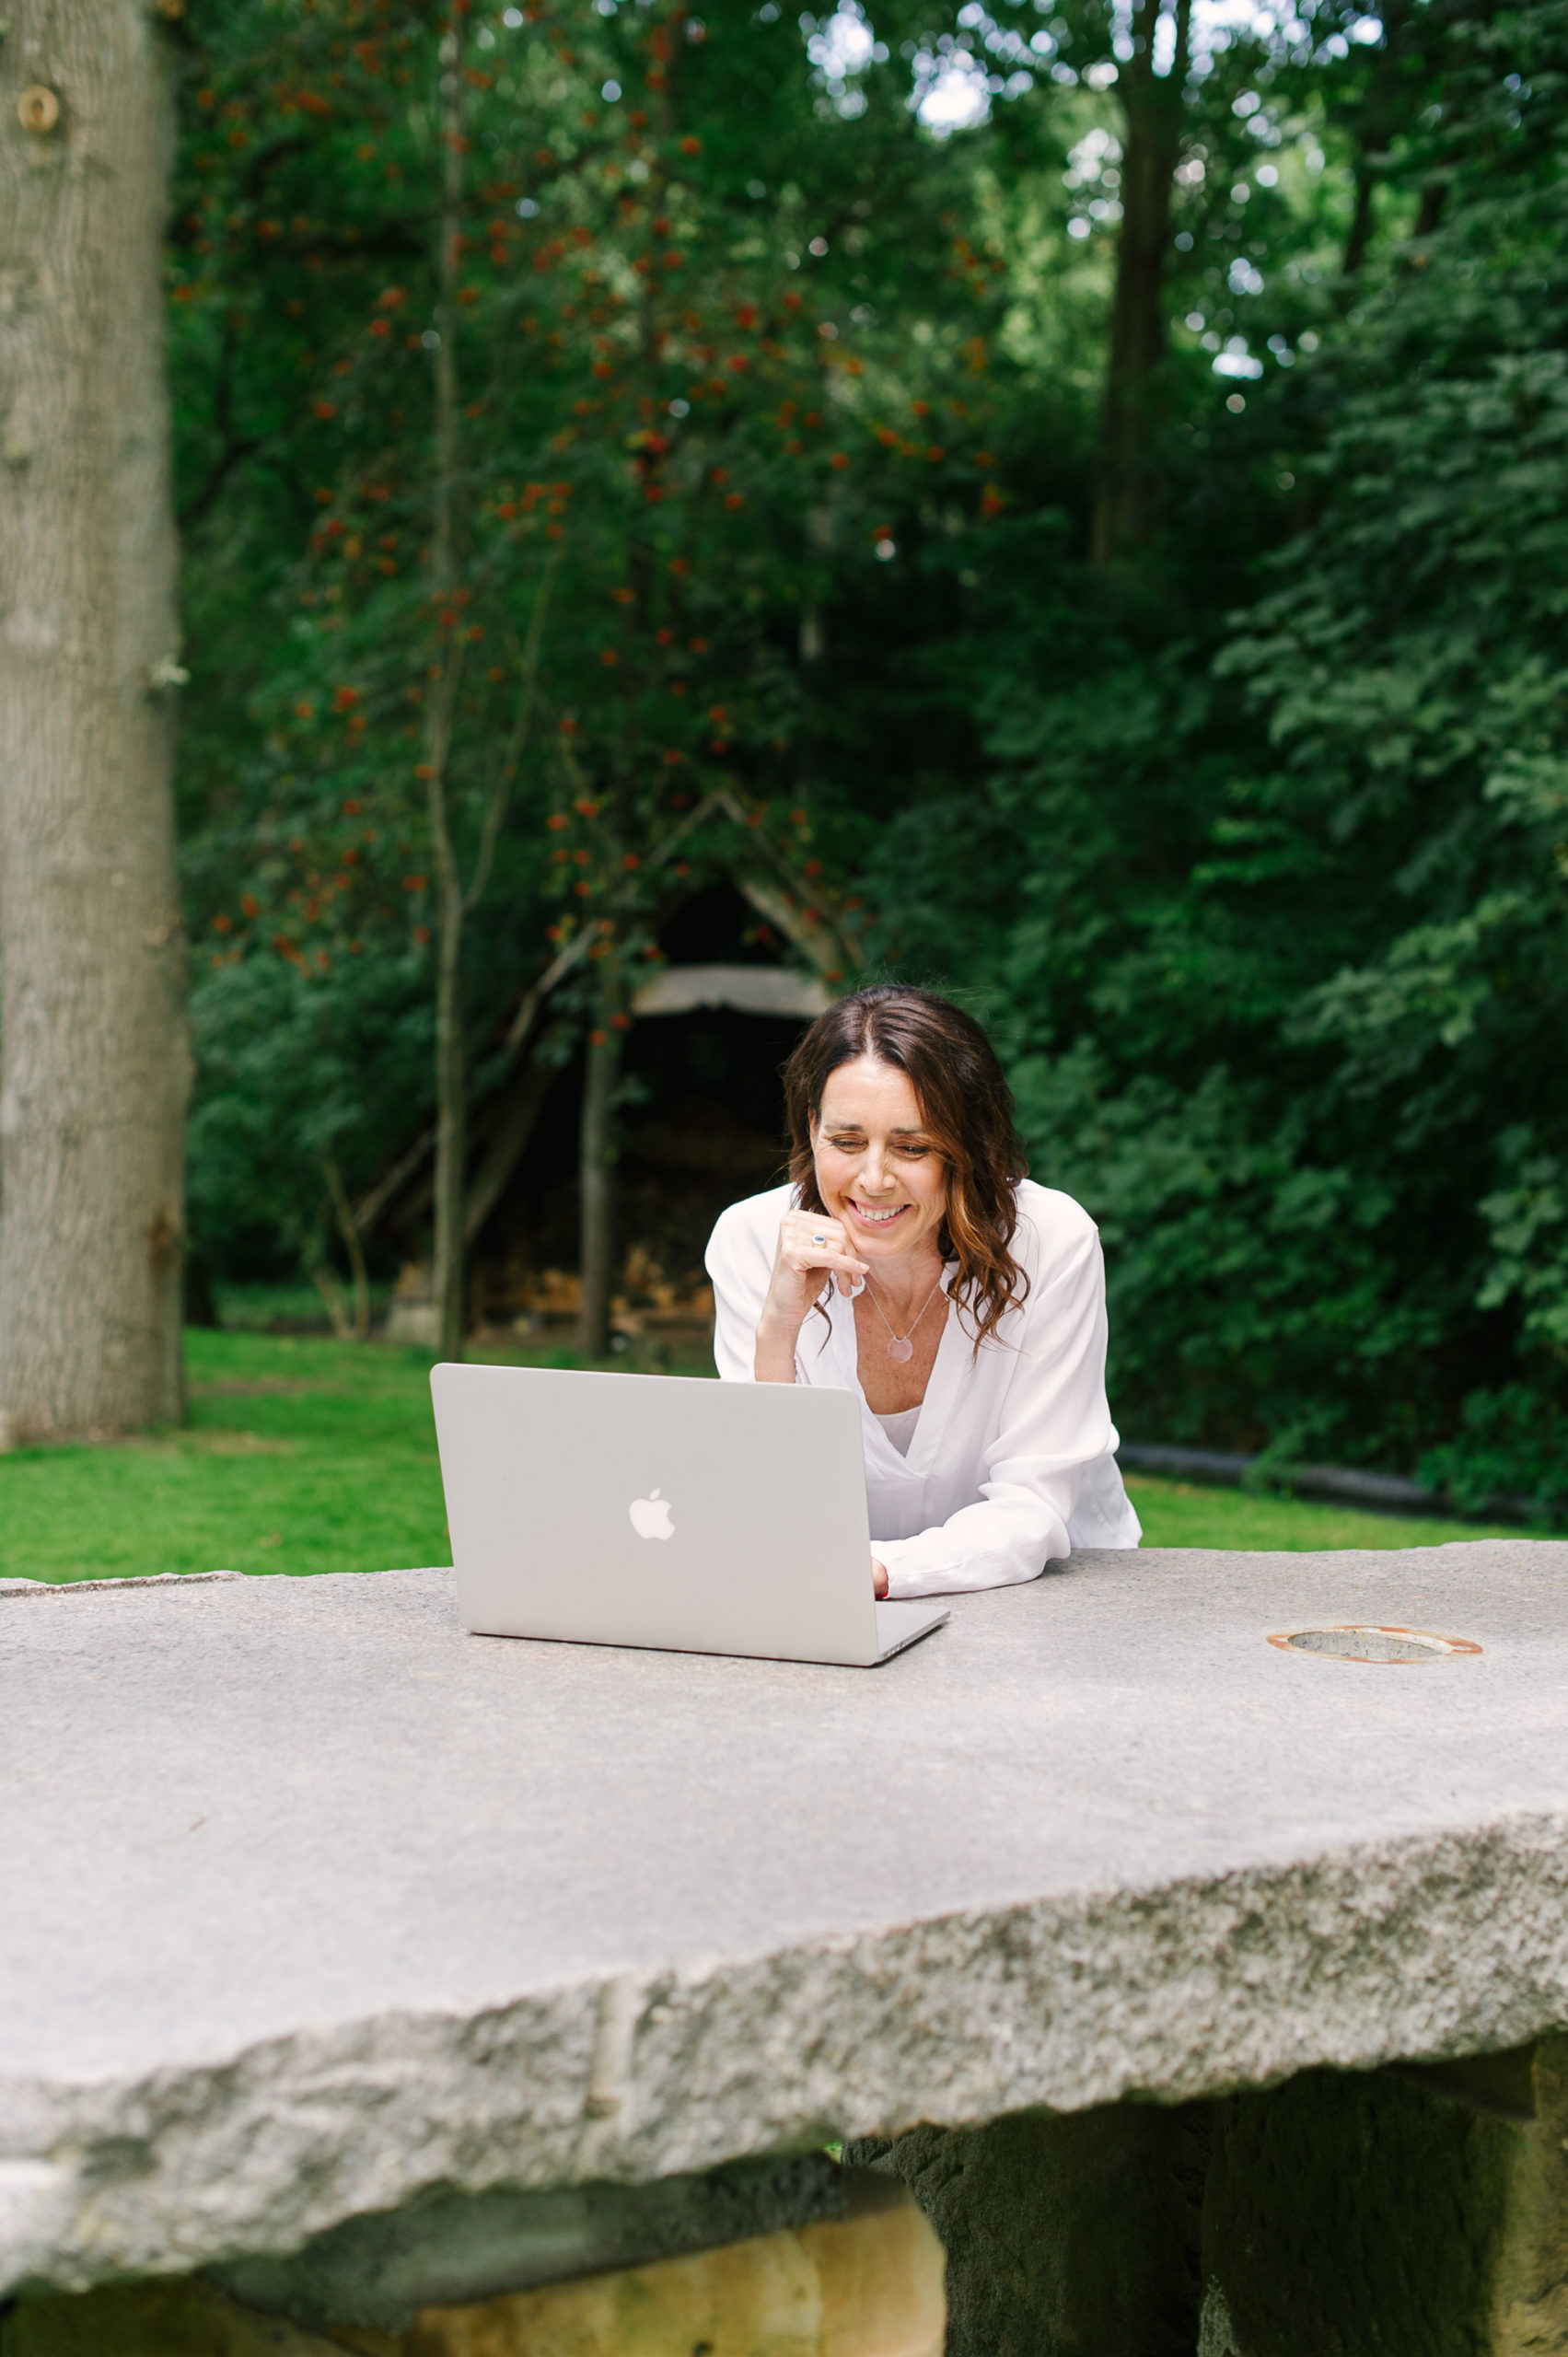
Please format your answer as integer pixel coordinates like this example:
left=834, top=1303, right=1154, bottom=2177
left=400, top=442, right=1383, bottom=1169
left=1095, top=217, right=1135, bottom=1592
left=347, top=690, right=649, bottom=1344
left=1266, top=1624, right=1482, bottom=1665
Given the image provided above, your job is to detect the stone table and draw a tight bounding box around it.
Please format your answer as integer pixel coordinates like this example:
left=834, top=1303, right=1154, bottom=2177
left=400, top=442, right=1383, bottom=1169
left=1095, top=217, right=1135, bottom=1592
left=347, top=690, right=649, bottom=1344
left=3, top=1541, right=1567, bottom=2354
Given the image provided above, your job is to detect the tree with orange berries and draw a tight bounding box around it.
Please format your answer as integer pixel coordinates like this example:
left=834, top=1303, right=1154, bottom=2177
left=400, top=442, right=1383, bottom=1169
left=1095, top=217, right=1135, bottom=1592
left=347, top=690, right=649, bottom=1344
left=174, top=0, right=1005, bottom=1344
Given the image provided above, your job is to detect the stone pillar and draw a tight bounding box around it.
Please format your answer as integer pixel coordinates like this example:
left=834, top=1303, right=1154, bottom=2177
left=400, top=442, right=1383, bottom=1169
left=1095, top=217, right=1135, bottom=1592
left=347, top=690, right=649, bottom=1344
left=1198, top=2037, right=1568, bottom=2357
left=849, top=2047, right=1568, bottom=2357
left=845, top=2103, right=1211, bottom=2357
left=401, top=2177, right=942, bottom=2357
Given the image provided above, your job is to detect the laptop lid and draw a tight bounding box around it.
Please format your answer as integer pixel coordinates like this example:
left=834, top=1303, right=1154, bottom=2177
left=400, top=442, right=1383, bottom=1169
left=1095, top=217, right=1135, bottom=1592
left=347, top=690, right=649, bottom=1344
left=431, top=1363, right=883, bottom=1666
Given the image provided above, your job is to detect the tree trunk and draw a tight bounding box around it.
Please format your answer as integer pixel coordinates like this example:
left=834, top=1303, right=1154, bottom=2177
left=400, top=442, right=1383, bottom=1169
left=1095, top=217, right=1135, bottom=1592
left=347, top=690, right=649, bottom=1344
left=1411, top=180, right=1447, bottom=241
left=424, top=25, right=467, bottom=1364
left=1341, top=166, right=1376, bottom=277
left=0, top=0, right=189, bottom=1441
left=575, top=1024, right=620, bottom=1358
left=464, top=1039, right=562, bottom=1247
left=323, top=1153, right=370, bottom=1341
left=1089, top=0, right=1193, bottom=565
left=1338, top=0, right=1418, bottom=278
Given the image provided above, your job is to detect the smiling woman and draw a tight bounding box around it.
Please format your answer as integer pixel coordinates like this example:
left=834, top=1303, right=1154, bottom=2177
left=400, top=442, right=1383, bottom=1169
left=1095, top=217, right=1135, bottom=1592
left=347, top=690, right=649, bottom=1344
left=704, top=986, right=1141, bottom=1601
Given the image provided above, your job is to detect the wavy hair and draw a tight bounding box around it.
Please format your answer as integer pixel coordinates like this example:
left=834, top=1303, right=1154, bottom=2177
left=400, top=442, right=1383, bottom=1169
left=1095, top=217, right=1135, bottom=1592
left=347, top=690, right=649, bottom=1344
left=783, top=986, right=1029, bottom=1350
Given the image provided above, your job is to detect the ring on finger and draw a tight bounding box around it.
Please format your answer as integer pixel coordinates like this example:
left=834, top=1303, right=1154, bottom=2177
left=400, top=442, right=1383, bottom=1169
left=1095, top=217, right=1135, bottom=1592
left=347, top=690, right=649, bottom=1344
left=811, top=1232, right=827, bottom=1247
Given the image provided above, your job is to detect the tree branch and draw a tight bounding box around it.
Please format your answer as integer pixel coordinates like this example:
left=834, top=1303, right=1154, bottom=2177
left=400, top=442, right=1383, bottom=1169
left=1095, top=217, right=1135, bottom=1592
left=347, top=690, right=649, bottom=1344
left=462, top=532, right=564, bottom=915
left=464, top=1037, right=563, bottom=1244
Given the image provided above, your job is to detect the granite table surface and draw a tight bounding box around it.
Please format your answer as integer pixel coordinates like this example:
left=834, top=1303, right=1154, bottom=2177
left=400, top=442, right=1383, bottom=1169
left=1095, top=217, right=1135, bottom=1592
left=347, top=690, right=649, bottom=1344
left=3, top=1541, right=1566, bottom=2293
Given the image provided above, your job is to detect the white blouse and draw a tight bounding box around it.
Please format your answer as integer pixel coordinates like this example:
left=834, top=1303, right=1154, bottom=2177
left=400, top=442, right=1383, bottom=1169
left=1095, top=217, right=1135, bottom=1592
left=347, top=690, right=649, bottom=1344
left=704, top=1178, right=1142, bottom=1600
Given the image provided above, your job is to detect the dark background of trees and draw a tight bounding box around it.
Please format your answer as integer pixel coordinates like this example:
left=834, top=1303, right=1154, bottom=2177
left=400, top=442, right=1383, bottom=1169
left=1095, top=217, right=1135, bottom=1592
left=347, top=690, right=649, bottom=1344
left=171, top=0, right=1568, bottom=1514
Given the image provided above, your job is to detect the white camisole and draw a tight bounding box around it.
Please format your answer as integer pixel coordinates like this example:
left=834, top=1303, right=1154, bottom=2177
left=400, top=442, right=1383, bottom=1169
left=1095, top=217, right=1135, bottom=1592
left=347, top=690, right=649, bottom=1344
left=873, top=1404, right=923, bottom=1457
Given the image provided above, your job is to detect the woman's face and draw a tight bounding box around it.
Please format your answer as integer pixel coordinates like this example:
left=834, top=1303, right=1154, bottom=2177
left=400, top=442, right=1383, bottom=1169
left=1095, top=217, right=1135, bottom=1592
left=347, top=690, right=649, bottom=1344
left=810, top=1054, right=948, bottom=1264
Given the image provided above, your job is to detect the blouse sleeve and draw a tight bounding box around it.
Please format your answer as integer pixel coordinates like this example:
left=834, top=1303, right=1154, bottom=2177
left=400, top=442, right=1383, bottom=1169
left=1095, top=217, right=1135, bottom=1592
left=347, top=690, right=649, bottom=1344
left=704, top=1196, right=782, bottom=1383
left=876, top=1218, right=1119, bottom=1601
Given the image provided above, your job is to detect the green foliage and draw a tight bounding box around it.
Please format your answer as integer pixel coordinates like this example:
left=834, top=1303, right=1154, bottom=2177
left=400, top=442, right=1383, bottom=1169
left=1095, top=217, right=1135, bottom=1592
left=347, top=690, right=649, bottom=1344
left=1418, top=1383, right=1568, bottom=1519
left=1477, top=1132, right=1568, bottom=1353
left=187, top=939, right=432, bottom=1273
left=1009, top=1050, right=1412, bottom=1458
left=842, top=0, right=1568, bottom=1504
left=1209, top=0, right=1568, bottom=1488
left=169, top=0, right=1568, bottom=1503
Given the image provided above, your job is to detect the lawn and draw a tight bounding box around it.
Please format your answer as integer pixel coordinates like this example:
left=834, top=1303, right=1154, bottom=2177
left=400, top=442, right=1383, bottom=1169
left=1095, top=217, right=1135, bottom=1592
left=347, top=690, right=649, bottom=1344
left=1120, top=1476, right=1526, bottom=1552
left=0, top=1329, right=1533, bottom=1586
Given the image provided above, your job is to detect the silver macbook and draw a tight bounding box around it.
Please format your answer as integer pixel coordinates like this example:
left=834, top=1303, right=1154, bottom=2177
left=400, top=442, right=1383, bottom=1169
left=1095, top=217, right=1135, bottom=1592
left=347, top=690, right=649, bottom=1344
left=430, top=1362, right=948, bottom=1667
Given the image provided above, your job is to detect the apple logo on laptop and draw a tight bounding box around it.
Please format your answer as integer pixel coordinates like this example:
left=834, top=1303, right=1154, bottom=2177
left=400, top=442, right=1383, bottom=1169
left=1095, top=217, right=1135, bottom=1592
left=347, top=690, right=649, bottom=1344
left=629, top=1487, right=674, bottom=1541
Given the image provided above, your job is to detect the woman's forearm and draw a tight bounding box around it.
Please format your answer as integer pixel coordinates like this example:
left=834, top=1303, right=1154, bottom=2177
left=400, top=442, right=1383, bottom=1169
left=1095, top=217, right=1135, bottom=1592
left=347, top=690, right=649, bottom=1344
left=753, top=1314, right=802, bottom=1383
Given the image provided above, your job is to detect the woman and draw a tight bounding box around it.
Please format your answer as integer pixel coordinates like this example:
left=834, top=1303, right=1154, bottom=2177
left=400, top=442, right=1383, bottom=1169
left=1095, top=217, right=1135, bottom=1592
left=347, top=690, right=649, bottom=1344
left=704, top=986, right=1141, bottom=1599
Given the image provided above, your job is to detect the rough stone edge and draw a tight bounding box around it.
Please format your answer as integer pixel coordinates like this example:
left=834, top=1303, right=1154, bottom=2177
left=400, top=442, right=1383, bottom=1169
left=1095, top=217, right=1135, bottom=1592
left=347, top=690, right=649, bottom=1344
left=0, top=1572, right=244, bottom=1597
left=5, top=1808, right=1568, bottom=2297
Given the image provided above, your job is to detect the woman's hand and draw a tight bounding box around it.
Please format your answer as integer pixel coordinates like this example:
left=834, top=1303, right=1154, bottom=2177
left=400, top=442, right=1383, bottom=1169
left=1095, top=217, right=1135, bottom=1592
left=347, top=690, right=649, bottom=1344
left=873, top=1557, right=889, bottom=1599
left=753, top=1211, right=869, bottom=1382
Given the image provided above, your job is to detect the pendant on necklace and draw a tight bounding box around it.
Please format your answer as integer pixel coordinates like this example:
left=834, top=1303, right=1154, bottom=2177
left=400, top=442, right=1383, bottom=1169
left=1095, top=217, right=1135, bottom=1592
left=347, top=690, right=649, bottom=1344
left=865, top=1267, right=943, bottom=1364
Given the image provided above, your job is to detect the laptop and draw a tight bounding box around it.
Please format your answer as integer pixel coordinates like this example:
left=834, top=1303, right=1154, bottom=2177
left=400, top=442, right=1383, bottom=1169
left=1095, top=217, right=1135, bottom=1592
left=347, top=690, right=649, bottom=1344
left=430, top=1362, right=949, bottom=1667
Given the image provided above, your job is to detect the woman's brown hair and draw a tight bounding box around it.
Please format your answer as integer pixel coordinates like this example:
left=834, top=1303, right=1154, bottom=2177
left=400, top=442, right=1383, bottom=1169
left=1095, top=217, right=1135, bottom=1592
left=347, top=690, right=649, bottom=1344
left=783, top=986, right=1029, bottom=1349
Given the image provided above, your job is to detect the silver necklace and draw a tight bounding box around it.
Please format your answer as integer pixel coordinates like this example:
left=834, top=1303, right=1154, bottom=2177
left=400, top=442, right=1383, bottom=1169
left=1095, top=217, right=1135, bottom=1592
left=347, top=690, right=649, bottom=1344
left=863, top=1268, right=946, bottom=1363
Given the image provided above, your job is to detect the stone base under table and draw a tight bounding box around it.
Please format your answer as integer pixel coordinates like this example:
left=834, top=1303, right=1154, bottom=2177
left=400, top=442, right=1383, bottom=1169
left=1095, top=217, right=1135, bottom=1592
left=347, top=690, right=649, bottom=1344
left=0, top=2175, right=945, bottom=2357
left=6, top=2052, right=1567, bottom=2356
left=847, top=2036, right=1568, bottom=2357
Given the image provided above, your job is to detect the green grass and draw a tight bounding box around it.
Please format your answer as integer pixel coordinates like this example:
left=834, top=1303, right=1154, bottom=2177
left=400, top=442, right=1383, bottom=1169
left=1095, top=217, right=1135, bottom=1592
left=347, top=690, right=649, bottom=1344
left=1124, top=1476, right=1527, bottom=1552
left=0, top=1330, right=1535, bottom=1586
left=0, top=1328, right=705, bottom=1585
left=210, top=1278, right=394, bottom=1332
